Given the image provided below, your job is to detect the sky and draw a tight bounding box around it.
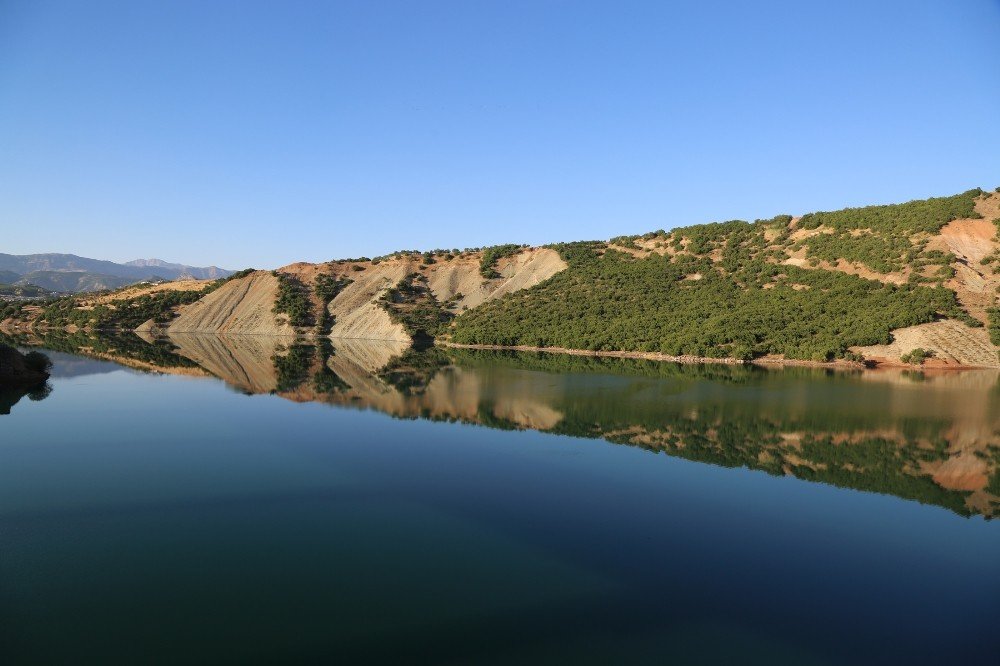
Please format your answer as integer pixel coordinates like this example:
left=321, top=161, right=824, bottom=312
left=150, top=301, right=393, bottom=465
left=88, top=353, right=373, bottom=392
left=1, top=0, right=999, bottom=270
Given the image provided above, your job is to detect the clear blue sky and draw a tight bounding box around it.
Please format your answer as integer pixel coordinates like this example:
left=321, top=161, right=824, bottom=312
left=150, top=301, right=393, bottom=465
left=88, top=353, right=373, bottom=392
left=2, top=0, right=999, bottom=269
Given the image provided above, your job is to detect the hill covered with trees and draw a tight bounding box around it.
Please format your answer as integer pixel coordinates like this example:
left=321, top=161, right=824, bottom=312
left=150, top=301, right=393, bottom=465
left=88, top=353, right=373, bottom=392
left=451, top=188, right=1000, bottom=364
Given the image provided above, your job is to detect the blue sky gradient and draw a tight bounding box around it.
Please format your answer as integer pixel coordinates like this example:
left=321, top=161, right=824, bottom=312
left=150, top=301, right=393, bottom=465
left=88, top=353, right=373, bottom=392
left=2, top=0, right=999, bottom=268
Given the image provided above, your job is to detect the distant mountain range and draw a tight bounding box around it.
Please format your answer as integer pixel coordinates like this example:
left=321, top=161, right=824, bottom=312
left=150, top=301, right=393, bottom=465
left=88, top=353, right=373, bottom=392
left=0, top=253, right=233, bottom=293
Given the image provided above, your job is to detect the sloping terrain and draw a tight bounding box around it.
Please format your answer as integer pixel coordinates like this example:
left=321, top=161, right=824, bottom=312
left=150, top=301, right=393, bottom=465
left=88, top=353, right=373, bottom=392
left=454, top=188, right=1000, bottom=366
left=3, top=187, right=998, bottom=366
left=853, top=320, right=998, bottom=367
left=154, top=247, right=566, bottom=342
left=166, top=271, right=297, bottom=335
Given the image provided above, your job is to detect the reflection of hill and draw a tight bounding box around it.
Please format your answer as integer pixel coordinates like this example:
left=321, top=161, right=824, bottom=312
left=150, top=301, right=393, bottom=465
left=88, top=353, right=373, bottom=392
left=167, top=333, right=283, bottom=394
left=24, top=332, right=1000, bottom=517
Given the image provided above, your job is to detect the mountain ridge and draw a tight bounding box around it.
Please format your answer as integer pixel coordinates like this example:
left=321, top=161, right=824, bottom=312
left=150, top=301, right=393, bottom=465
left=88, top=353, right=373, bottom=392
left=0, top=253, right=233, bottom=292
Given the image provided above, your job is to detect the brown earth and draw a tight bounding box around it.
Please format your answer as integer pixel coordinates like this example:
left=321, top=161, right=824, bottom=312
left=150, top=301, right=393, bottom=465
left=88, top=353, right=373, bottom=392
left=426, top=247, right=566, bottom=311
left=82, top=279, right=213, bottom=305
left=154, top=247, right=567, bottom=343
left=853, top=319, right=999, bottom=368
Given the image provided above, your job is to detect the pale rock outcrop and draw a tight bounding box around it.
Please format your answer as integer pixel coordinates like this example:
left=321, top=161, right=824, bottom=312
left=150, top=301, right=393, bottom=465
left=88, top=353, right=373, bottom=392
left=166, top=272, right=298, bottom=336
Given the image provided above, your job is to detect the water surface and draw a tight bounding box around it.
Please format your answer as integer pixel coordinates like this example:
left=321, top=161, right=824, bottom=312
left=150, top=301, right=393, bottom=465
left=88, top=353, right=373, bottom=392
left=1, top=333, right=998, bottom=664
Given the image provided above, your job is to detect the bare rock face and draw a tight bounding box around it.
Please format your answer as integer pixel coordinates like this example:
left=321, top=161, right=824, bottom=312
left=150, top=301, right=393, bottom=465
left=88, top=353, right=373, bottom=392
left=164, top=271, right=298, bottom=336
left=151, top=248, right=568, bottom=343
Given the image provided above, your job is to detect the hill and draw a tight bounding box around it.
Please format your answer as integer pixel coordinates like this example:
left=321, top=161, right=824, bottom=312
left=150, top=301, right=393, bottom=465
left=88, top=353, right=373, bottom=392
left=123, top=258, right=231, bottom=280
left=0, top=283, right=53, bottom=299
left=12, top=271, right=140, bottom=293
left=3, top=187, right=999, bottom=367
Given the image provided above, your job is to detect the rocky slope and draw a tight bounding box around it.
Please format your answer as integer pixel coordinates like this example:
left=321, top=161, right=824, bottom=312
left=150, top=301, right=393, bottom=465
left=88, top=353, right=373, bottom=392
left=151, top=247, right=567, bottom=342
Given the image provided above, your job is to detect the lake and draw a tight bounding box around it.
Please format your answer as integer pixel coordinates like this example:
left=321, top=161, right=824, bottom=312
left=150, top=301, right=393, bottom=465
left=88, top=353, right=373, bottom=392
left=1, top=333, right=998, bottom=664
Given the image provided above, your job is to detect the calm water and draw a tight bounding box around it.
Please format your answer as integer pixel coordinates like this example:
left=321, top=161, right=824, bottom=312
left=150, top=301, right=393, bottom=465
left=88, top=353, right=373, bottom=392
left=1, top=334, right=998, bottom=664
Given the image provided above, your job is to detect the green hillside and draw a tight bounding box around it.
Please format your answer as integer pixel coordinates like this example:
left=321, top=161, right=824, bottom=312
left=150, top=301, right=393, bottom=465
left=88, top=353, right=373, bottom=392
left=0, top=283, right=52, bottom=298
left=15, top=271, right=138, bottom=293
left=452, top=189, right=996, bottom=361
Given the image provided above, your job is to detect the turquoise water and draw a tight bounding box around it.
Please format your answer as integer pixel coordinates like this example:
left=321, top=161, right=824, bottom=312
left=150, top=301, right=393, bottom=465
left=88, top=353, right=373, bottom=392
left=1, top=339, right=998, bottom=664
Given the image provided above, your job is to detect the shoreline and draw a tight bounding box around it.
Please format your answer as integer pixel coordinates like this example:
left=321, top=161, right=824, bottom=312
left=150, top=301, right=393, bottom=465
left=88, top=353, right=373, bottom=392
left=441, top=341, right=866, bottom=370
left=440, top=341, right=994, bottom=371
left=4, top=321, right=994, bottom=371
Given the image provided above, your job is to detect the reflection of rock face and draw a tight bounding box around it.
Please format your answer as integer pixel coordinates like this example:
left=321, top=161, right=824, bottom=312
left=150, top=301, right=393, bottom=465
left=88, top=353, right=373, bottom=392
left=168, top=333, right=283, bottom=394
left=329, top=337, right=409, bottom=375
left=492, top=398, right=563, bottom=430
left=930, top=453, right=989, bottom=492
left=166, top=272, right=298, bottom=336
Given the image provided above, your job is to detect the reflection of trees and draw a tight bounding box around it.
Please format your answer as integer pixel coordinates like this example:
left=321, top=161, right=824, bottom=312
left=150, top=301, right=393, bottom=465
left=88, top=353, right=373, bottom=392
left=26, top=331, right=199, bottom=371
left=376, top=346, right=451, bottom=395
left=271, top=343, right=315, bottom=392
left=0, top=344, right=52, bottom=414
left=1, top=384, right=50, bottom=414
left=27, top=382, right=52, bottom=401
left=18, top=332, right=1000, bottom=517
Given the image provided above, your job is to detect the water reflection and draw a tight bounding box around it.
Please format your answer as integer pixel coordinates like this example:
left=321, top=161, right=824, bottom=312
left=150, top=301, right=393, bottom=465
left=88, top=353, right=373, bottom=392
left=10, top=330, right=1000, bottom=518
left=0, top=381, right=50, bottom=414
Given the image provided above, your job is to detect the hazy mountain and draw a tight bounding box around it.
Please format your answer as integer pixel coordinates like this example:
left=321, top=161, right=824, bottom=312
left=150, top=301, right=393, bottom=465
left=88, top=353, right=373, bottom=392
left=124, top=258, right=231, bottom=280
left=0, top=253, right=233, bottom=292
left=13, top=271, right=140, bottom=293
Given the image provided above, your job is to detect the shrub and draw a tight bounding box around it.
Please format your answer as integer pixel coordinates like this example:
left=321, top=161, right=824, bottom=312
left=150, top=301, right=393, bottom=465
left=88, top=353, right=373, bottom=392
left=901, top=348, right=932, bottom=365
left=379, top=273, right=453, bottom=340
left=480, top=244, right=525, bottom=278
left=272, top=272, right=313, bottom=328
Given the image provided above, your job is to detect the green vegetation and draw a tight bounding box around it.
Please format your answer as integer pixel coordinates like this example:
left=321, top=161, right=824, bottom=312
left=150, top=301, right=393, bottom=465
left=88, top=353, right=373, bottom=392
left=795, top=189, right=981, bottom=274
left=0, top=283, right=52, bottom=298
left=0, top=301, right=26, bottom=322
left=272, top=343, right=315, bottom=392
left=272, top=272, right=313, bottom=328
left=448, top=347, right=758, bottom=383
left=479, top=244, right=524, bottom=278
left=310, top=339, right=351, bottom=394
left=314, top=273, right=353, bottom=334
left=379, top=273, right=453, bottom=340
left=21, top=330, right=202, bottom=371
left=453, top=241, right=964, bottom=362
left=37, top=289, right=206, bottom=330
left=989, top=308, right=1000, bottom=349
left=377, top=346, right=451, bottom=394
left=609, top=235, right=641, bottom=249
left=314, top=274, right=352, bottom=302
left=900, top=348, right=931, bottom=365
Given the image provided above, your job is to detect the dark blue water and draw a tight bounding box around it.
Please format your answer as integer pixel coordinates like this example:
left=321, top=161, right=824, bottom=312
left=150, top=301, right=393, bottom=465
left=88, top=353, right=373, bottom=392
left=1, top=343, right=998, bottom=664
